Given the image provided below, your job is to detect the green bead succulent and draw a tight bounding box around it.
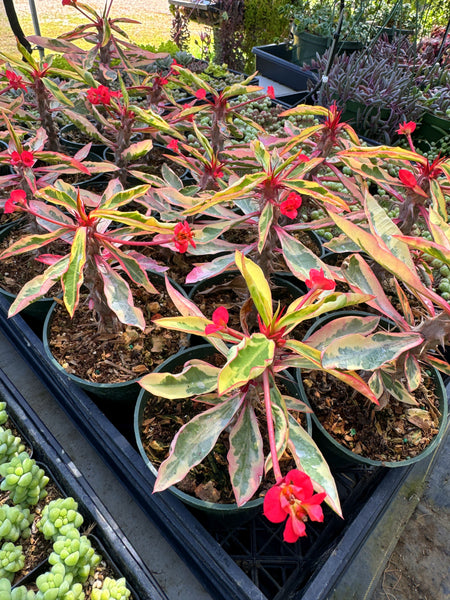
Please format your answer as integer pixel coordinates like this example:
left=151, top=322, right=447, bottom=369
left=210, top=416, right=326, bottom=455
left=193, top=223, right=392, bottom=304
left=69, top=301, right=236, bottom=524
left=0, top=428, right=26, bottom=465
left=0, top=579, right=36, bottom=600
left=0, top=402, right=8, bottom=426
left=0, top=505, right=33, bottom=542
left=0, top=452, right=49, bottom=507
left=0, top=541, right=25, bottom=581
left=37, top=498, right=84, bottom=541
left=49, top=529, right=101, bottom=583
left=91, top=577, right=131, bottom=600
left=36, top=564, right=83, bottom=600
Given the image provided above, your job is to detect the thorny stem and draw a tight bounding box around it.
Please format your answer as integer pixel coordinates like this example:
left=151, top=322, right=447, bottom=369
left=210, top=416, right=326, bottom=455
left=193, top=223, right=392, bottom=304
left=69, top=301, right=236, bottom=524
left=263, top=369, right=282, bottom=482
left=34, top=78, right=60, bottom=152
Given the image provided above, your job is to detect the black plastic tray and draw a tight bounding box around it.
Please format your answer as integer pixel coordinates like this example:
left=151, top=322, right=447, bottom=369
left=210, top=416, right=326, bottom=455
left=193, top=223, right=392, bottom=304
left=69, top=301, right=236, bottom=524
left=0, top=355, right=168, bottom=600
left=0, top=293, right=447, bottom=600
left=252, top=44, right=318, bottom=91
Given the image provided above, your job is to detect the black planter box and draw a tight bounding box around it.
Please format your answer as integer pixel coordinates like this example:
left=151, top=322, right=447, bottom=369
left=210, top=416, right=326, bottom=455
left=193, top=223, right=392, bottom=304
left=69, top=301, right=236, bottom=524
left=0, top=295, right=448, bottom=600
left=252, top=44, right=318, bottom=91
left=0, top=363, right=168, bottom=600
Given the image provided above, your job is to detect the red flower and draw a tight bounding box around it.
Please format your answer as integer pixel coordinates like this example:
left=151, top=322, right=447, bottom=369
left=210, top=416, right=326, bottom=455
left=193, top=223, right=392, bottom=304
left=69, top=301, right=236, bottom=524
left=167, top=139, right=179, bottom=152
left=280, top=192, right=302, bottom=219
left=5, top=70, right=27, bottom=91
left=4, top=189, right=27, bottom=214
left=263, top=469, right=326, bottom=543
left=172, top=221, right=196, bottom=253
left=170, top=59, right=181, bottom=73
left=397, top=121, right=416, bottom=135
left=398, top=169, right=418, bottom=189
left=87, top=85, right=121, bottom=106
left=305, top=268, right=335, bottom=291
left=267, top=85, right=275, bottom=100
left=62, top=0, right=72, bottom=4
left=205, top=306, right=229, bottom=335
left=195, top=88, right=207, bottom=100
left=296, top=153, right=310, bottom=164
left=9, top=150, right=34, bottom=168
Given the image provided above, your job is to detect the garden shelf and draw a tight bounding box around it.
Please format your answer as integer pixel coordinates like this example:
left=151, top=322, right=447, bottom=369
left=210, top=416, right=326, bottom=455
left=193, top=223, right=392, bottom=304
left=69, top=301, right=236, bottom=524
left=0, top=294, right=448, bottom=600
left=0, top=357, right=168, bottom=600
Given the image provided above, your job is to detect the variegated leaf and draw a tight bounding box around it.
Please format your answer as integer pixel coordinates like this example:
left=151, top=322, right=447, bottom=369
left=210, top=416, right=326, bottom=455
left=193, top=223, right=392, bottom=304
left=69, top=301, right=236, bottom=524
left=139, top=360, right=220, bottom=398
left=61, top=227, right=86, bottom=316
left=235, top=251, right=273, bottom=326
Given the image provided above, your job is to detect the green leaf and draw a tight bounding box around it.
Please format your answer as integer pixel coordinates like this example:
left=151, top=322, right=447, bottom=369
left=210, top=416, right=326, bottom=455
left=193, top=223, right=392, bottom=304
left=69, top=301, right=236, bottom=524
left=258, top=202, right=273, bottom=254
left=235, top=251, right=273, bottom=326
left=276, top=227, right=332, bottom=281
left=41, top=77, right=73, bottom=107
left=139, top=361, right=220, bottom=399
left=100, top=185, right=150, bottom=210
left=61, top=228, right=87, bottom=317
left=322, top=332, right=423, bottom=370
left=8, top=256, right=69, bottom=317
left=121, top=139, right=153, bottom=161
left=228, top=402, right=264, bottom=505
left=251, top=139, right=271, bottom=172
left=381, top=371, right=418, bottom=405
left=218, top=334, right=275, bottom=395
left=404, top=354, right=421, bottom=392
left=305, top=315, right=380, bottom=351
left=97, top=259, right=145, bottom=330
left=0, top=228, right=72, bottom=260
left=287, top=415, right=341, bottom=516
left=154, top=394, right=243, bottom=492
left=154, top=315, right=237, bottom=342
left=102, top=241, right=159, bottom=294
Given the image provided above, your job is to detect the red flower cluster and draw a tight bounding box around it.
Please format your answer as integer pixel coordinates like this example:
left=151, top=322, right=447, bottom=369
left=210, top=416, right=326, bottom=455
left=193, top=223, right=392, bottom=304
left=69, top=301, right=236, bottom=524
left=172, top=221, right=196, bottom=253
left=195, top=89, right=207, bottom=100
left=167, top=139, right=179, bottom=152
left=87, top=85, right=121, bottom=106
left=62, top=0, right=75, bottom=5
left=263, top=469, right=326, bottom=543
left=280, top=192, right=302, bottom=219
left=305, top=268, right=335, bottom=292
left=9, top=150, right=35, bottom=168
left=4, top=189, right=27, bottom=214
left=4, top=70, right=27, bottom=92
left=205, top=306, right=229, bottom=335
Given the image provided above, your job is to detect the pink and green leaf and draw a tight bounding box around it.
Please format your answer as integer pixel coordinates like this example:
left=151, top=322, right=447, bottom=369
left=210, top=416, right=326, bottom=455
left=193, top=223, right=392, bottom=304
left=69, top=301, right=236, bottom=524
left=0, top=228, right=72, bottom=260
left=154, top=394, right=243, bottom=492
left=139, top=360, right=220, bottom=399
left=258, top=201, right=273, bottom=254
left=404, top=353, right=421, bottom=392
left=218, top=334, right=275, bottom=395
left=305, top=315, right=380, bottom=350
left=235, top=251, right=273, bottom=326
left=287, top=415, right=342, bottom=516
left=229, top=402, right=264, bottom=506
left=61, top=227, right=87, bottom=316
left=276, top=227, right=332, bottom=281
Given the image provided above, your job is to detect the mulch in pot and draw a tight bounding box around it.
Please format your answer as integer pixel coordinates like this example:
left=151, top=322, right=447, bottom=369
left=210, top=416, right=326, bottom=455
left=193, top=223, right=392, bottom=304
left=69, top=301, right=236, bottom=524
left=303, top=370, right=441, bottom=462
left=47, top=286, right=188, bottom=384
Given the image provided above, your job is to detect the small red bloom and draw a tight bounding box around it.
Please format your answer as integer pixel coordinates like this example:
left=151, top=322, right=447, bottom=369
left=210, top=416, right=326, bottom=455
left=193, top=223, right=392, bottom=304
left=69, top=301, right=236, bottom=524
left=62, top=0, right=74, bottom=4
left=263, top=469, right=326, bottom=543
left=170, top=59, right=181, bottom=73
left=172, top=221, right=196, bottom=253
left=205, top=306, right=229, bottom=335
left=195, top=88, right=207, bottom=100
left=280, top=192, right=302, bottom=219
left=4, top=189, right=27, bottom=214
left=5, top=70, right=27, bottom=91
left=87, top=85, right=121, bottom=106
left=296, top=153, right=310, bottom=164
left=398, top=169, right=418, bottom=189
left=167, top=139, right=179, bottom=152
left=267, top=85, right=275, bottom=100
left=305, top=268, right=335, bottom=291
left=396, top=121, right=416, bottom=135
left=9, top=150, right=34, bottom=168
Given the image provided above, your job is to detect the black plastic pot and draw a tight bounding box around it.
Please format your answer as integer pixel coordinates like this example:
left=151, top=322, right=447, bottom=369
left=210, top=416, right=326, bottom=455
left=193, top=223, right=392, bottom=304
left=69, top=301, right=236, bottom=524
left=0, top=365, right=168, bottom=600
left=0, top=293, right=448, bottom=600
left=297, top=310, right=449, bottom=468
left=252, top=44, right=319, bottom=91
left=292, top=29, right=363, bottom=66
left=59, top=124, right=108, bottom=157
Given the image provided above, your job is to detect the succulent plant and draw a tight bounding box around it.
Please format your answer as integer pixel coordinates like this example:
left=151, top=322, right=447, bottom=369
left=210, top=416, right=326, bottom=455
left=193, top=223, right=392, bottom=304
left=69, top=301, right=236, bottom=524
left=0, top=452, right=49, bottom=507
left=0, top=579, right=36, bottom=600
left=37, top=498, right=84, bottom=541
left=91, top=577, right=131, bottom=600
left=0, top=402, right=8, bottom=426
left=0, top=541, right=25, bottom=581
left=36, top=564, right=83, bottom=600
left=0, top=429, right=26, bottom=466
left=49, top=529, right=101, bottom=583
left=0, top=505, right=33, bottom=542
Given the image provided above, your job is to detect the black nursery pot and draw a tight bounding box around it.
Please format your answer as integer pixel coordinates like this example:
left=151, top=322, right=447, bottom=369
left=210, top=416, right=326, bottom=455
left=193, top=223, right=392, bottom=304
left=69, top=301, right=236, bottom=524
left=297, top=310, right=449, bottom=469
left=59, top=124, right=107, bottom=156
left=134, top=343, right=312, bottom=530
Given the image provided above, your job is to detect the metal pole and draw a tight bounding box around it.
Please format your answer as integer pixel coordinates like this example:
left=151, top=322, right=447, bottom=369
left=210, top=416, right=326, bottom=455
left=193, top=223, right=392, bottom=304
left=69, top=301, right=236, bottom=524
left=28, top=0, right=44, bottom=58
